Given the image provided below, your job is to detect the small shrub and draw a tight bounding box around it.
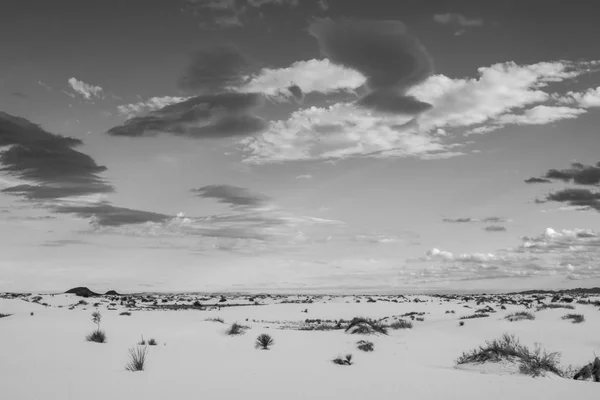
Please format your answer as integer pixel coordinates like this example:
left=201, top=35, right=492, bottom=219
left=389, top=320, right=413, bottom=329
left=30, top=312, right=34, bottom=316
left=138, top=335, right=146, bottom=345
left=416, top=317, right=425, bottom=322
left=562, top=313, right=585, bottom=323
left=357, top=340, right=374, bottom=352
left=460, top=313, right=489, bottom=320
left=255, top=333, right=274, bottom=350
left=227, top=322, right=248, bottom=335
left=125, top=346, right=148, bottom=372
left=148, top=338, right=157, bottom=346
left=505, top=311, right=535, bottom=322
left=86, top=330, right=107, bottom=343
left=345, top=317, right=388, bottom=335
left=0, top=313, right=11, bottom=319
left=459, top=321, right=465, bottom=327
left=536, top=303, right=575, bottom=311
left=205, top=317, right=225, bottom=323
left=119, top=311, right=131, bottom=316
left=333, top=354, right=353, bottom=366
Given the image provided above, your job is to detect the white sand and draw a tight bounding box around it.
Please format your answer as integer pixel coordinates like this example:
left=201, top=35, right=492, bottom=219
left=1, top=293, right=599, bottom=399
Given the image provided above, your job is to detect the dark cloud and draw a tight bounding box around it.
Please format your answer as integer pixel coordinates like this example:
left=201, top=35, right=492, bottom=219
left=309, top=18, right=434, bottom=115
left=192, top=184, right=269, bottom=207
left=55, top=203, right=171, bottom=226
left=11, top=91, right=28, bottom=99
left=482, top=217, right=508, bottom=223
left=537, top=162, right=600, bottom=185
left=287, top=84, right=304, bottom=103
left=546, top=188, right=600, bottom=211
left=177, top=44, right=253, bottom=94
left=525, top=177, right=552, bottom=184
left=443, top=217, right=508, bottom=223
left=107, top=93, right=268, bottom=139
left=0, top=112, right=113, bottom=200
left=442, top=217, right=474, bottom=223
left=484, top=225, right=507, bottom=232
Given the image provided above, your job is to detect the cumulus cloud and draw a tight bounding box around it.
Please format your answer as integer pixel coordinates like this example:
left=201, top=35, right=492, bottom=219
left=309, top=18, right=434, bottom=115
left=192, top=184, right=270, bottom=208
left=556, top=86, right=600, bottom=108
left=411, top=227, right=600, bottom=282
left=117, top=96, right=191, bottom=118
left=433, top=13, right=483, bottom=27
left=545, top=188, right=600, bottom=211
left=535, top=161, right=600, bottom=185
left=243, top=59, right=599, bottom=163
left=238, top=58, right=366, bottom=100
left=67, top=77, right=103, bottom=100
left=108, top=93, right=268, bottom=138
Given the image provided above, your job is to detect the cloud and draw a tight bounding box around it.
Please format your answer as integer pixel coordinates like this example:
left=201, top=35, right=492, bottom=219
left=309, top=18, right=434, bottom=115
left=484, top=225, right=507, bottom=232
left=107, top=92, right=268, bottom=138
left=117, top=96, right=191, bottom=118
left=442, top=217, right=508, bottom=223
left=184, top=0, right=304, bottom=29
left=192, top=184, right=270, bottom=208
left=296, top=174, right=313, bottom=180
left=525, top=177, right=552, bottom=184
left=243, top=59, right=599, bottom=163
left=442, top=217, right=475, bottom=223
left=177, top=44, right=253, bottom=94
left=545, top=188, right=600, bottom=211
left=67, top=77, right=103, bottom=100
left=556, top=86, right=600, bottom=108
left=535, top=161, right=600, bottom=185
left=238, top=58, right=366, bottom=100
left=433, top=13, right=483, bottom=27
left=0, top=112, right=173, bottom=227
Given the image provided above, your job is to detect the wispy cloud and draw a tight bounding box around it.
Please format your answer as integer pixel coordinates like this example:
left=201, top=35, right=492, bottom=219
left=433, top=13, right=483, bottom=27
left=192, top=184, right=270, bottom=208
left=117, top=96, right=191, bottom=118
left=67, top=77, right=103, bottom=100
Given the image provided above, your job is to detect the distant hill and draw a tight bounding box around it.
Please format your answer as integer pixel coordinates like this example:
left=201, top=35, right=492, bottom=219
left=509, top=287, right=600, bottom=295
left=104, top=290, right=121, bottom=296
left=65, top=287, right=100, bottom=297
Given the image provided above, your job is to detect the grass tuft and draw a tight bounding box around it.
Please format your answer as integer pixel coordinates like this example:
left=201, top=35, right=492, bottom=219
left=357, top=340, right=374, bottom=352
left=125, top=346, right=148, bottom=372
left=459, top=313, right=489, bottom=320
left=388, top=320, right=413, bottom=329
left=345, top=317, right=388, bottom=335
left=536, top=303, right=575, bottom=311
left=505, top=311, right=535, bottom=322
left=333, top=354, right=353, bottom=366
left=562, top=313, right=585, bottom=323
left=119, top=311, right=132, bottom=316
left=206, top=317, right=225, bottom=323
left=227, top=322, right=248, bottom=335
left=255, top=333, right=274, bottom=350
left=86, top=329, right=107, bottom=343
left=148, top=338, right=158, bottom=346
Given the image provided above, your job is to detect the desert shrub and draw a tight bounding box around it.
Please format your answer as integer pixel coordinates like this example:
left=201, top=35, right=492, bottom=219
left=227, top=322, right=248, bottom=335
left=255, top=333, right=274, bottom=350
left=357, top=340, right=374, bottom=352
left=0, top=313, right=11, bottom=319
left=456, top=333, right=562, bottom=377
left=119, top=311, right=131, bottom=316
left=505, top=311, right=535, bottom=322
left=333, top=354, right=353, bottom=366
left=459, top=321, right=465, bottom=327
left=536, top=303, right=575, bottom=311
left=148, top=338, right=158, bottom=346
left=389, top=320, right=413, bottom=329
left=459, top=313, right=489, bottom=320
left=125, top=346, right=148, bottom=372
left=86, top=330, right=107, bottom=343
left=345, top=317, right=388, bottom=335
left=416, top=317, right=425, bottom=322
left=138, top=335, right=146, bottom=345
left=205, top=317, right=225, bottom=323
left=562, top=313, right=585, bottom=323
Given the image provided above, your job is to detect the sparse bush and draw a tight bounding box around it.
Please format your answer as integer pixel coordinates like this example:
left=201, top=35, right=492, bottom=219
left=0, top=313, right=11, bottom=319
left=389, top=320, right=413, bottom=330
left=357, top=340, right=374, bottom=352
left=333, top=354, right=353, bottom=366
left=86, top=330, right=107, bottom=343
left=456, top=333, right=562, bottom=377
left=30, top=312, right=34, bottom=316
left=255, top=333, right=274, bottom=350
left=227, top=322, right=248, bottom=335
left=119, top=311, right=131, bottom=316
left=345, top=317, right=388, bottom=335
left=125, top=346, right=148, bottom=372
left=416, top=317, right=424, bottom=322
left=459, top=321, right=465, bottom=327
left=536, top=303, right=575, bottom=311
left=505, top=311, right=535, bottom=322
left=460, top=313, right=489, bottom=320
left=562, top=313, right=585, bottom=323
left=148, top=338, right=157, bottom=346
left=205, top=317, right=225, bottom=323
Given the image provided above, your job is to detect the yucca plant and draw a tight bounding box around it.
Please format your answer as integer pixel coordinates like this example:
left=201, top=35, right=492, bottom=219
left=255, top=333, right=274, bottom=350
left=125, top=345, right=148, bottom=372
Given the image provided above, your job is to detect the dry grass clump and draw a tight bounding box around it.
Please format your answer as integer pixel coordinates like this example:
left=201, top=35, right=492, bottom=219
left=86, top=330, right=107, bottom=343
left=536, top=303, right=575, bottom=311
left=0, top=313, right=11, bottom=319
left=148, top=338, right=158, bottom=346
left=333, top=354, right=353, bottom=366
left=227, top=322, right=249, bottom=335
left=125, top=346, right=148, bottom=371
left=119, top=311, right=131, bottom=316
left=505, top=311, right=535, bottom=322
left=456, top=333, right=563, bottom=377
left=562, top=313, right=585, bottom=323
left=205, top=317, right=225, bottom=323
left=388, top=320, right=413, bottom=329
left=255, top=333, right=274, bottom=350
left=345, top=317, right=388, bottom=335
left=356, top=340, right=374, bottom=352
left=459, top=313, right=489, bottom=320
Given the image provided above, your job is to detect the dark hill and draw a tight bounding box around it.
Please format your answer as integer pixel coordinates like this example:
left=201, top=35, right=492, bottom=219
left=65, top=287, right=99, bottom=297
left=105, top=290, right=121, bottom=296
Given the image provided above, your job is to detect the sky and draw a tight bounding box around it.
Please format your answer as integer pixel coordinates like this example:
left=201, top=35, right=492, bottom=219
left=1, top=0, right=600, bottom=294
